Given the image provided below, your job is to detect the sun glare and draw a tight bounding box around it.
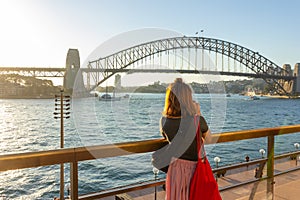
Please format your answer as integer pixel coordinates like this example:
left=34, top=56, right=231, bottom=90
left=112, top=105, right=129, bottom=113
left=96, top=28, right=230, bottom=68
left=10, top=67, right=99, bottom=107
left=0, top=0, right=51, bottom=66
left=0, top=1, right=29, bottom=38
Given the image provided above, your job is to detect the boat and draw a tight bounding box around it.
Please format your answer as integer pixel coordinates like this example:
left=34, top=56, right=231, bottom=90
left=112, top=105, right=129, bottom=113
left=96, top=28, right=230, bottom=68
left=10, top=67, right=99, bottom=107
left=99, top=93, right=121, bottom=101
left=98, top=85, right=122, bottom=101
left=247, top=87, right=260, bottom=100
left=250, top=95, right=260, bottom=100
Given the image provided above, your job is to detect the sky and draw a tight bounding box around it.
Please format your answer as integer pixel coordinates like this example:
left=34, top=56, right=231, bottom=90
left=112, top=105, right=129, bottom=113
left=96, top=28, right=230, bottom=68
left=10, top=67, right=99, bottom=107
left=0, top=0, right=300, bottom=79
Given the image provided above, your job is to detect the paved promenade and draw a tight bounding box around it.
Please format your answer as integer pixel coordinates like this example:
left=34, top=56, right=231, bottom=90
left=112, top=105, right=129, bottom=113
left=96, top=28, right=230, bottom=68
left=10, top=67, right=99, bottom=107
left=99, top=157, right=300, bottom=200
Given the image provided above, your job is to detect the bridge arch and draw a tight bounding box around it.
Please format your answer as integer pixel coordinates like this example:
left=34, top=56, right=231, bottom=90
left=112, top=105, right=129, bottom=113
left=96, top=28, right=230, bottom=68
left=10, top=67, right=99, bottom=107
left=85, top=36, right=296, bottom=96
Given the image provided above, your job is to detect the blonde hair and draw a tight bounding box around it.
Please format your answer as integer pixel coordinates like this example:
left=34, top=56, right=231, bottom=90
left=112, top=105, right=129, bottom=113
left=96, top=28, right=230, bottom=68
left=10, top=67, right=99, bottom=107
left=163, top=78, right=196, bottom=117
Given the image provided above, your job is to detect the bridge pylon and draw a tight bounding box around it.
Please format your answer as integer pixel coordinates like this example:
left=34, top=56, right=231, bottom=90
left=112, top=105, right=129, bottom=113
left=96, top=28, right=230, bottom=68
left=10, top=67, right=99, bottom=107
left=63, top=49, right=86, bottom=96
left=280, top=64, right=294, bottom=94
left=293, top=63, right=300, bottom=95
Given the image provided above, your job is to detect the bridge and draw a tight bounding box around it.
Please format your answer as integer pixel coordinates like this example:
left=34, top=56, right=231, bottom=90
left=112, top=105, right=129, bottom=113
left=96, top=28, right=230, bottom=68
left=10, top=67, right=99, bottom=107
left=1, top=36, right=300, bottom=96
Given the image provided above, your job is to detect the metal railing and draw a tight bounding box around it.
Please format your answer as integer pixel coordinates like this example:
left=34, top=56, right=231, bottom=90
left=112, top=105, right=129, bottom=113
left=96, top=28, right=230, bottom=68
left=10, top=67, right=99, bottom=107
left=0, top=124, right=300, bottom=199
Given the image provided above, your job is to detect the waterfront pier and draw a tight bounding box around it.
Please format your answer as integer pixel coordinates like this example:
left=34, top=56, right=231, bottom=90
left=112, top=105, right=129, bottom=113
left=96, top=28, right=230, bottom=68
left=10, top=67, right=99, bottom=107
left=99, top=161, right=300, bottom=200
left=0, top=125, right=300, bottom=199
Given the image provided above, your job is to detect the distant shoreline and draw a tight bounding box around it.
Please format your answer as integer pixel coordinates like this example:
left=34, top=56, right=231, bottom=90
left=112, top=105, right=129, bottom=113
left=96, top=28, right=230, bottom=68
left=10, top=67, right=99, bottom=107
left=2, top=93, right=300, bottom=100
left=261, top=94, right=300, bottom=99
left=0, top=96, right=55, bottom=99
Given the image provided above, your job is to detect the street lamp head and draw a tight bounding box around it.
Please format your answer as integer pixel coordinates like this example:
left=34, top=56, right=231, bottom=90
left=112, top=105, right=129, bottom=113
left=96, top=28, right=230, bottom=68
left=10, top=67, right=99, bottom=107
left=153, top=167, right=159, bottom=175
left=259, top=149, right=265, bottom=156
left=214, top=157, right=221, bottom=163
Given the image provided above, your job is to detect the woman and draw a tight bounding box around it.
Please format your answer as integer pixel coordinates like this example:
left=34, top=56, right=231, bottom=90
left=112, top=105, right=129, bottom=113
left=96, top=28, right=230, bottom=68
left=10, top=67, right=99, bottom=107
left=160, top=78, right=211, bottom=200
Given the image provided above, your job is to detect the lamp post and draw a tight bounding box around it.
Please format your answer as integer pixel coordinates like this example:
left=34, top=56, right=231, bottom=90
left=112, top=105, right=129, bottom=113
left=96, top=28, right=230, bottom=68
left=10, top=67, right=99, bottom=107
left=245, top=155, right=250, bottom=169
left=214, top=157, right=221, bottom=182
left=153, top=167, right=159, bottom=200
left=294, top=143, right=299, bottom=165
left=54, top=89, right=71, bottom=200
left=66, top=184, right=71, bottom=200
left=214, top=156, right=221, bottom=168
left=245, top=155, right=250, bottom=162
left=259, top=149, right=265, bottom=158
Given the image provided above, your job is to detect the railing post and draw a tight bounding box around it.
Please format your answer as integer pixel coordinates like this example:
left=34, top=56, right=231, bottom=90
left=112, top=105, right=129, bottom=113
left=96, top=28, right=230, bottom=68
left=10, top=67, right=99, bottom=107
left=70, top=161, right=78, bottom=200
left=267, top=135, right=275, bottom=200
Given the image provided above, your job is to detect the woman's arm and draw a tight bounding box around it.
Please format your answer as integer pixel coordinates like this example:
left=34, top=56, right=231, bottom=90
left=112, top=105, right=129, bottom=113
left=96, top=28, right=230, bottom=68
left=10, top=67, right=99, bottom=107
left=198, top=115, right=212, bottom=144
left=203, top=129, right=212, bottom=144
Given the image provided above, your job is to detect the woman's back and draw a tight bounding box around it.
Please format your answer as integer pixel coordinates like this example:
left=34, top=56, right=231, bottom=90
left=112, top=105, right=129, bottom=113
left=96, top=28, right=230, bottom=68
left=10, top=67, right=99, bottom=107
left=160, top=115, right=208, bottom=161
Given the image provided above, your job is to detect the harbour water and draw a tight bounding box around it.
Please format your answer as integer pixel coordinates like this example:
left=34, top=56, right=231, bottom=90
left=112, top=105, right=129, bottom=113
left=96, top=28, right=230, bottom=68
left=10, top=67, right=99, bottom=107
left=0, top=94, right=300, bottom=199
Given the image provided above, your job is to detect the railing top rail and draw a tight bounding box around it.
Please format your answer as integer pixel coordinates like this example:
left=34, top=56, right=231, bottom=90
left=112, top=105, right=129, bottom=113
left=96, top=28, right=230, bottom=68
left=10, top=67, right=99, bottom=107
left=0, top=124, right=300, bottom=172
left=215, top=124, right=300, bottom=143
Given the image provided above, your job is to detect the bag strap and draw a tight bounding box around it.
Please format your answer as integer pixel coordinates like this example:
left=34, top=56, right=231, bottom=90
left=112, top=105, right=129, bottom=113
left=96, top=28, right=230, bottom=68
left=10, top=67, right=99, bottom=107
left=194, top=115, right=206, bottom=160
